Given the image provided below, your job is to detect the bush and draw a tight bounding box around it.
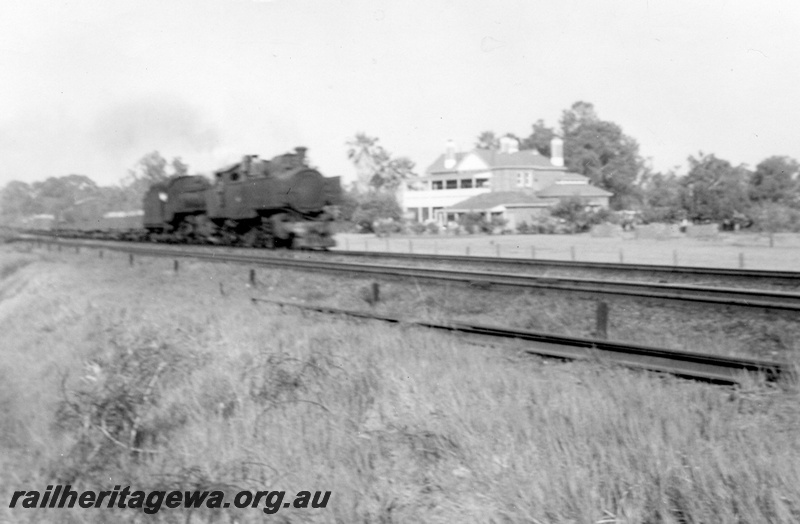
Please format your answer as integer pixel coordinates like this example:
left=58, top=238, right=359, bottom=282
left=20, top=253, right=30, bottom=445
left=409, top=222, right=427, bottom=235
left=426, top=222, right=440, bottom=235
left=373, top=219, right=404, bottom=237
left=550, top=197, right=613, bottom=233
left=53, top=335, right=205, bottom=484
left=349, top=192, right=403, bottom=233
left=458, top=212, right=497, bottom=234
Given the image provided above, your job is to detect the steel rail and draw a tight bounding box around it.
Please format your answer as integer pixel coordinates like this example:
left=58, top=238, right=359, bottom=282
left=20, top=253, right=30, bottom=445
left=329, top=249, right=800, bottom=282
left=250, top=298, right=788, bottom=384
left=25, top=238, right=800, bottom=312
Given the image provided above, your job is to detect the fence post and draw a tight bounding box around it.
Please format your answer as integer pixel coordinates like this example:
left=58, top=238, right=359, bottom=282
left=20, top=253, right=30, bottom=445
left=409, top=239, right=413, bottom=254
left=619, top=249, right=624, bottom=264
left=466, top=245, right=470, bottom=256
left=174, top=259, right=179, bottom=273
left=249, top=268, right=256, bottom=287
left=595, top=301, right=609, bottom=339
left=673, top=250, right=678, bottom=266
left=129, top=253, right=134, bottom=266
left=739, top=253, right=744, bottom=269
left=371, top=282, right=380, bottom=305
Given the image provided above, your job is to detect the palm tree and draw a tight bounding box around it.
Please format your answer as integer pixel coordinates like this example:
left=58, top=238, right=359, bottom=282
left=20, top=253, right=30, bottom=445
left=346, top=133, right=388, bottom=191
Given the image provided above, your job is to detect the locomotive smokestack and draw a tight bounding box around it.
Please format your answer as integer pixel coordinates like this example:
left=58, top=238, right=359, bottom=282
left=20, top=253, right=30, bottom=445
left=295, top=147, right=308, bottom=164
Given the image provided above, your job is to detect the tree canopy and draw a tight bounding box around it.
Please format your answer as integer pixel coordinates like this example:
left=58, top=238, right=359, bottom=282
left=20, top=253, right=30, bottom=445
left=749, top=156, right=799, bottom=205
left=680, top=153, right=750, bottom=222
left=475, top=131, right=500, bottom=150
left=346, top=133, right=417, bottom=193
left=0, top=151, right=190, bottom=224
left=559, top=102, right=643, bottom=209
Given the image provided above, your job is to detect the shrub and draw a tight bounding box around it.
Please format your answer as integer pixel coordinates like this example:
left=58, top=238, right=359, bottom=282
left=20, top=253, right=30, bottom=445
left=409, top=222, right=427, bottom=235
left=550, top=197, right=614, bottom=233
left=341, top=190, right=403, bottom=233
left=53, top=335, right=204, bottom=484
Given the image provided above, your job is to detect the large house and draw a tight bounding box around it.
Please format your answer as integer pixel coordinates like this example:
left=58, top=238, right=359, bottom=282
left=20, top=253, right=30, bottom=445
left=400, top=137, right=612, bottom=228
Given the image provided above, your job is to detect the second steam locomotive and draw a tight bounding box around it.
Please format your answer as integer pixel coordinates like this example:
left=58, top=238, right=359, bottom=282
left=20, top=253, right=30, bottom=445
left=142, top=147, right=341, bottom=249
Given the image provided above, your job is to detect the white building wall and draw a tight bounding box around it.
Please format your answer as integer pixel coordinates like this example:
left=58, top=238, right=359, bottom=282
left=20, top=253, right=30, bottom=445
left=401, top=187, right=491, bottom=222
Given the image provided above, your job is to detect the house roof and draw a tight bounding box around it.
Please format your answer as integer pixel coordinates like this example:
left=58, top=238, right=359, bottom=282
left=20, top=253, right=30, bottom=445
left=537, top=184, right=613, bottom=198
left=427, top=149, right=558, bottom=174
left=555, top=172, right=590, bottom=183
left=448, top=191, right=547, bottom=210
left=426, top=152, right=471, bottom=173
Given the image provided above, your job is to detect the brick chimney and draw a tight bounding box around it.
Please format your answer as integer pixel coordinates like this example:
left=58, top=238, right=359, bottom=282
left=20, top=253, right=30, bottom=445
left=444, top=139, right=456, bottom=169
left=550, top=137, right=564, bottom=167
left=499, top=136, right=519, bottom=154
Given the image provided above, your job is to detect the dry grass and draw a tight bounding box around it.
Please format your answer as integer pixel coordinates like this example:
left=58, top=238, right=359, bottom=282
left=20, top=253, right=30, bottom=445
left=1, top=245, right=799, bottom=523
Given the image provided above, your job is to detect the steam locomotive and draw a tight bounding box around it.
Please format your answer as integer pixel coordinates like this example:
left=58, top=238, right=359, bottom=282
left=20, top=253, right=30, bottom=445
left=34, top=147, right=342, bottom=249
left=143, top=147, right=341, bottom=248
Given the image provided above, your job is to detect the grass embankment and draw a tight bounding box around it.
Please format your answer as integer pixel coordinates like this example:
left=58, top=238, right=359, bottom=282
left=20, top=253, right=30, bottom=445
left=1, top=245, right=798, bottom=523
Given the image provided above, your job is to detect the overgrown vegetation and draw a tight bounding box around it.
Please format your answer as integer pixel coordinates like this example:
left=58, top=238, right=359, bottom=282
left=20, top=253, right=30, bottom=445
left=1, top=246, right=798, bottom=523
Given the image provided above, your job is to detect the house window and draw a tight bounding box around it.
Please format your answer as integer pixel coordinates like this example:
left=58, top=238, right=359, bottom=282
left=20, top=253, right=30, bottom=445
left=461, top=179, right=473, bottom=189
left=446, top=180, right=458, bottom=189
left=446, top=213, right=456, bottom=222
left=433, top=207, right=444, bottom=223
left=516, top=173, right=523, bottom=187
left=422, top=208, right=430, bottom=221
left=432, top=181, right=443, bottom=190
left=525, top=173, right=532, bottom=187
left=476, top=178, right=489, bottom=188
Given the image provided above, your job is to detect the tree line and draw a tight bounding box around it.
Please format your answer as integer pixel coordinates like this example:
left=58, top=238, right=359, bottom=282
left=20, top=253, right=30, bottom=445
left=0, top=152, right=185, bottom=225
left=3, top=102, right=799, bottom=234
left=343, top=101, right=800, bottom=233
left=475, top=101, right=799, bottom=228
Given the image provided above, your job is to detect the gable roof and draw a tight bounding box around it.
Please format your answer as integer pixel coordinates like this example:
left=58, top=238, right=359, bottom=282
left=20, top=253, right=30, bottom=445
left=537, top=184, right=613, bottom=198
left=427, top=148, right=559, bottom=174
left=555, top=172, right=590, bottom=183
left=426, top=152, right=471, bottom=174
left=448, top=191, right=547, bottom=210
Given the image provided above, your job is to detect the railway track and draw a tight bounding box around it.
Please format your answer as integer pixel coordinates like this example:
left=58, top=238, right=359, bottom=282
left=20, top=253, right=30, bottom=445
left=21, top=237, right=800, bottom=312
left=251, top=298, right=789, bottom=384
left=14, top=235, right=793, bottom=383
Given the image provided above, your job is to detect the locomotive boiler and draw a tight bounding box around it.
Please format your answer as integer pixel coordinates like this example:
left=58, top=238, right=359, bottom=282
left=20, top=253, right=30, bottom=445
left=143, top=147, right=341, bottom=248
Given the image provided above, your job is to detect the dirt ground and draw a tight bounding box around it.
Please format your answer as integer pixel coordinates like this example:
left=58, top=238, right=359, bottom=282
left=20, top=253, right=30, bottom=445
left=334, top=231, right=800, bottom=271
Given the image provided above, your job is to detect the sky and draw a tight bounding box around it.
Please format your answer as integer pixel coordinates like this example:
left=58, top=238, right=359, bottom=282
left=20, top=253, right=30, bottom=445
left=1, top=0, right=799, bottom=189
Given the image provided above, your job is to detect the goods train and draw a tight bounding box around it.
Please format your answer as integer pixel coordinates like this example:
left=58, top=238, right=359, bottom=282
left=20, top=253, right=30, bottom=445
left=37, top=147, right=342, bottom=249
